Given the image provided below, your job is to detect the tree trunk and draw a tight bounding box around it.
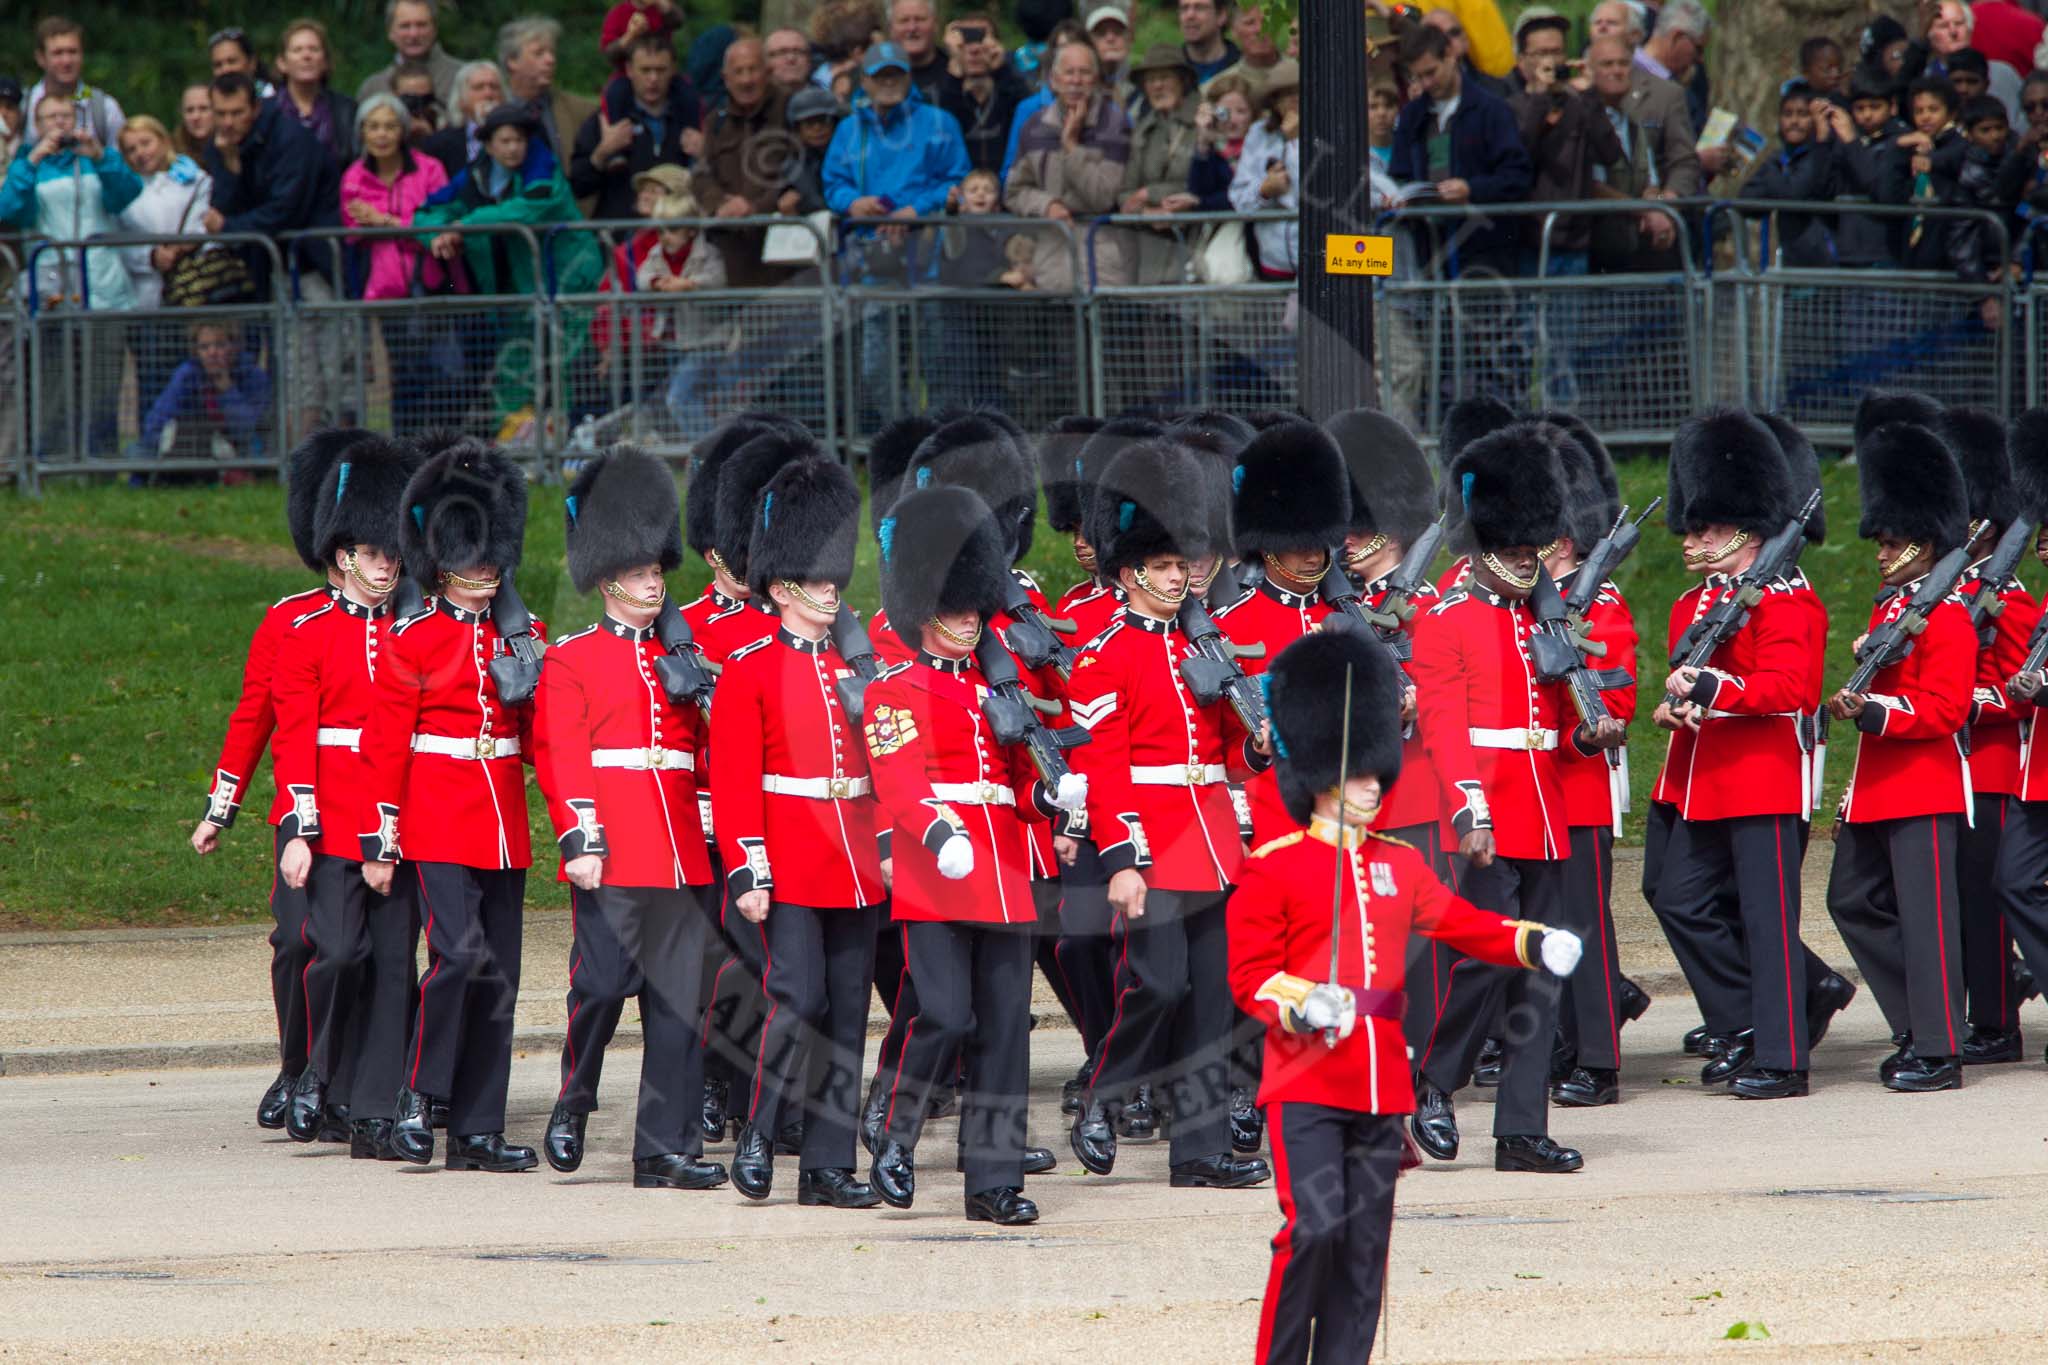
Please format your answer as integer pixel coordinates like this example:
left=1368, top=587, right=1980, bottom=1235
left=1710, top=0, right=1917, bottom=145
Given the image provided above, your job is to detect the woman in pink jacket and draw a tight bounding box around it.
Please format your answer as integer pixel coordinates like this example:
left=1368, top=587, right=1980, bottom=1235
left=340, top=93, right=456, bottom=432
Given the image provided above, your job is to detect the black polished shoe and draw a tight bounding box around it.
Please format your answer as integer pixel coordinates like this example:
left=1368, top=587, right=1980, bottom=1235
left=284, top=1070, right=325, bottom=1144
left=633, top=1152, right=729, bottom=1190
left=1169, top=1154, right=1271, bottom=1189
left=966, top=1185, right=1040, bottom=1224
left=700, top=1077, right=730, bottom=1145
left=1473, top=1037, right=1504, bottom=1087
left=797, top=1166, right=882, bottom=1208
left=1701, top=1030, right=1756, bottom=1085
left=1060, top=1073, right=1084, bottom=1116
left=429, top=1098, right=450, bottom=1130
left=1550, top=1066, right=1619, bottom=1107
left=258, top=1068, right=297, bottom=1130
left=954, top=1145, right=1058, bottom=1176
left=860, top=1077, right=890, bottom=1158
left=1961, top=1027, right=2024, bottom=1064
left=1879, top=1035, right=1914, bottom=1084
left=872, top=1140, right=916, bottom=1209
left=1885, top=1052, right=1962, bottom=1092
left=390, top=1087, right=435, bottom=1166
left=446, top=1132, right=539, bottom=1172
left=1410, top=1081, right=1459, bottom=1162
left=1806, top=972, right=1857, bottom=1049
left=2016, top=957, right=2040, bottom=1004
left=1731, top=1067, right=1809, bottom=1099
left=544, top=1102, right=586, bottom=1173
left=1228, top=1087, right=1265, bottom=1153
left=1070, top=1100, right=1117, bottom=1175
left=1617, top=977, right=1652, bottom=1025
left=775, top=1120, right=805, bottom=1156
left=1114, top=1085, right=1157, bottom=1140
left=349, top=1117, right=398, bottom=1160
left=316, top=1103, right=352, bottom=1144
left=1495, top=1135, right=1584, bottom=1173
left=732, top=1125, right=774, bottom=1201
left=1681, top=1024, right=1711, bottom=1057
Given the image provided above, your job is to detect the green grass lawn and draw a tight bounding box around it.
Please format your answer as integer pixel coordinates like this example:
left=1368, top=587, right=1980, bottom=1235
left=0, top=453, right=1965, bottom=929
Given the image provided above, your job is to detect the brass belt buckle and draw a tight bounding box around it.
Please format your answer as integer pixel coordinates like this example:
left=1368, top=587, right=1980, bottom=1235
left=829, top=776, right=851, bottom=800
left=646, top=747, right=664, bottom=769
left=1522, top=730, right=1541, bottom=750
left=979, top=781, right=1000, bottom=803
left=1186, top=762, right=1204, bottom=785
left=475, top=735, right=496, bottom=759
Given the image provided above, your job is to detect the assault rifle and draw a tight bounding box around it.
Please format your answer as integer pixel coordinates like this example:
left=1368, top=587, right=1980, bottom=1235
left=487, top=580, right=546, bottom=705
left=975, top=631, right=1089, bottom=786
left=1527, top=568, right=1630, bottom=769
left=1967, top=517, right=2039, bottom=638
left=1319, top=517, right=1444, bottom=669
left=829, top=606, right=884, bottom=720
left=1177, top=591, right=1269, bottom=735
left=1663, top=488, right=1822, bottom=710
left=1834, top=543, right=1977, bottom=699
left=997, top=576, right=1078, bottom=679
left=653, top=597, right=719, bottom=718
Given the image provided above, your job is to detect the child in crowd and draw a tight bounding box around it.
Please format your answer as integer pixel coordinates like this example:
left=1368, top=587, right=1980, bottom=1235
left=777, top=86, right=841, bottom=216
left=1800, top=36, right=1846, bottom=97
left=636, top=189, right=736, bottom=440
left=1740, top=81, right=1839, bottom=266
left=1890, top=75, right=1967, bottom=271
left=1368, top=82, right=1398, bottom=172
left=941, top=168, right=1033, bottom=289
left=140, top=321, right=273, bottom=464
left=934, top=168, right=1031, bottom=410
left=1995, top=71, right=2048, bottom=232
left=1950, top=95, right=2014, bottom=327
left=1833, top=64, right=1908, bottom=267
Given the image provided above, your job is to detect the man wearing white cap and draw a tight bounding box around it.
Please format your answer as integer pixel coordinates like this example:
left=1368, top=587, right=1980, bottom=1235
left=1087, top=6, right=1135, bottom=100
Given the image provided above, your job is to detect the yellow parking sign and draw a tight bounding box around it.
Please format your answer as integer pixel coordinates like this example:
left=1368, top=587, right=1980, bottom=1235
left=1324, top=234, right=1394, bottom=277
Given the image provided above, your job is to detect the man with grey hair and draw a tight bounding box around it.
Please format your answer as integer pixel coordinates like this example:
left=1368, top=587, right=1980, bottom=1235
left=421, top=59, right=505, bottom=177
left=889, top=0, right=950, bottom=100
left=1588, top=0, right=1644, bottom=49
left=500, top=14, right=595, bottom=166
left=357, top=0, right=467, bottom=109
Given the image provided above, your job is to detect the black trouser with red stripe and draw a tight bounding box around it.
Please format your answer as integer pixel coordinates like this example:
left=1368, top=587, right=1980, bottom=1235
left=1995, top=797, right=2048, bottom=1001
left=1412, top=854, right=1568, bottom=1138
left=1054, top=840, right=1116, bottom=1065
left=1084, top=889, right=1232, bottom=1163
left=747, top=901, right=880, bottom=1172
left=305, top=854, right=415, bottom=1109
left=1558, top=825, right=1628, bottom=1072
left=1827, top=813, right=1965, bottom=1061
left=703, top=877, right=772, bottom=1093
left=407, top=862, right=525, bottom=1137
left=270, top=825, right=314, bottom=1077
left=881, top=919, right=1033, bottom=1194
left=1387, top=823, right=1460, bottom=1067
left=349, top=871, right=419, bottom=1122
left=1258, top=1104, right=1404, bottom=1365
left=1031, top=876, right=1084, bottom=1034
left=1655, top=813, right=1809, bottom=1070
left=558, top=883, right=713, bottom=1160
left=1958, top=792, right=2019, bottom=1033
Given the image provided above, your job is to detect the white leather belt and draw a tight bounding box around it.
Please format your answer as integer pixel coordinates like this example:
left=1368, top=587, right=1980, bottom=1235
left=316, top=727, right=361, bottom=749
left=1469, top=726, right=1559, bottom=751
left=1702, top=709, right=1801, bottom=721
left=762, top=773, right=872, bottom=799
left=412, top=733, right=520, bottom=760
left=931, top=780, right=1015, bottom=806
left=591, top=747, right=695, bottom=771
left=1131, top=762, right=1227, bottom=786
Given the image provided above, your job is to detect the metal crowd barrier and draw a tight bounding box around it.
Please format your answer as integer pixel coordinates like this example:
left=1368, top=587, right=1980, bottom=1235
left=1, top=241, right=22, bottom=485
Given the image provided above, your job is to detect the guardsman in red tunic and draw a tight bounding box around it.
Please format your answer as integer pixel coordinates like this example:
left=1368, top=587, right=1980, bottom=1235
left=1064, top=437, right=1275, bottom=1189
left=1429, top=395, right=1519, bottom=596
left=712, top=455, right=888, bottom=1208
left=1231, top=629, right=1583, bottom=1365
left=532, top=447, right=729, bottom=1192
left=1648, top=412, right=1826, bottom=1099
left=863, top=487, right=1086, bottom=1224
left=270, top=436, right=420, bottom=1152
left=1825, top=421, right=1978, bottom=1092
left=192, top=427, right=366, bottom=1130
left=358, top=441, right=546, bottom=1170
left=1995, top=410, right=2048, bottom=1053
left=1937, top=407, right=2043, bottom=1064
left=1406, top=423, right=1624, bottom=1173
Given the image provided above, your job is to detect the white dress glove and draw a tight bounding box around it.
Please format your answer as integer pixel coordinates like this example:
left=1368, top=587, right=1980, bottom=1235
left=936, top=833, right=976, bottom=880
left=1541, top=929, right=1583, bottom=978
left=1053, top=771, right=1089, bottom=812
left=1298, top=983, right=1357, bottom=1039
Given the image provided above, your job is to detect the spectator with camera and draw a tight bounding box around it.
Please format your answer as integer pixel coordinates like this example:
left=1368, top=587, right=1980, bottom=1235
left=359, top=0, right=469, bottom=109
left=939, top=14, right=1027, bottom=174
left=571, top=32, right=704, bottom=222
left=1227, top=58, right=1299, bottom=278
left=26, top=16, right=124, bottom=146
left=1510, top=25, right=1622, bottom=276
left=1187, top=72, right=1254, bottom=207
left=389, top=64, right=445, bottom=144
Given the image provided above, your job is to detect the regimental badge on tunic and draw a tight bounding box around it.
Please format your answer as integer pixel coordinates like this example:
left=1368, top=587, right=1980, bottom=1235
left=1370, top=861, right=1397, bottom=897
left=865, top=703, right=918, bottom=758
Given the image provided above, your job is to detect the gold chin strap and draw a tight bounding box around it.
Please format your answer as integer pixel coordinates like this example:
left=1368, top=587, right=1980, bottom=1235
left=1132, top=565, right=1190, bottom=605
left=1072, top=541, right=1097, bottom=571
left=344, top=550, right=395, bottom=598
left=929, top=616, right=981, bottom=649
left=603, top=579, right=666, bottom=610
left=1683, top=528, right=1751, bottom=569
left=707, top=549, right=736, bottom=583
left=441, top=568, right=501, bottom=591
left=1878, top=540, right=1925, bottom=579
left=1340, top=794, right=1381, bottom=825
left=1263, top=552, right=1330, bottom=591
left=1536, top=539, right=1561, bottom=560
left=1189, top=561, right=1217, bottom=592
left=779, top=579, right=836, bottom=614
left=1479, top=552, right=1538, bottom=592
left=1344, top=533, right=1388, bottom=566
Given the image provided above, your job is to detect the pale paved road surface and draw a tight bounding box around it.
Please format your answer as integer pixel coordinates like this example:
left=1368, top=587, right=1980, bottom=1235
left=5, top=994, right=2048, bottom=1363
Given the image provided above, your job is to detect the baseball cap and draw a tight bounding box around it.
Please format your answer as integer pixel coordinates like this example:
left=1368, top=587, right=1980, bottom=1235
left=1512, top=6, right=1570, bottom=44
left=1085, top=5, right=1130, bottom=31
left=0, top=75, right=22, bottom=105
left=862, top=42, right=911, bottom=76
left=786, top=86, right=841, bottom=124
left=631, top=163, right=690, bottom=198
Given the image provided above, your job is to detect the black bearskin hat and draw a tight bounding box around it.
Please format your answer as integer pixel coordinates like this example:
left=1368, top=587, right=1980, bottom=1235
left=564, top=446, right=685, bottom=594
left=1670, top=409, right=1797, bottom=536
left=1325, top=407, right=1437, bottom=548
left=398, top=439, right=528, bottom=586
left=1246, top=408, right=1305, bottom=431
left=877, top=486, right=1015, bottom=654
left=687, top=414, right=792, bottom=557
left=866, top=412, right=944, bottom=537
left=311, top=435, right=418, bottom=566
left=746, top=456, right=861, bottom=598
left=1856, top=422, right=1969, bottom=553
left=1547, top=424, right=1618, bottom=555
left=1092, top=438, right=1215, bottom=578
left=287, top=427, right=377, bottom=571
left=1039, top=414, right=1106, bottom=533
left=905, top=413, right=1038, bottom=564
left=1852, top=389, right=1943, bottom=445
left=1072, top=416, right=1168, bottom=547
left=1938, top=405, right=2015, bottom=528
left=1268, top=630, right=1407, bottom=824
left=1232, top=420, right=1351, bottom=556
left=1171, top=409, right=1259, bottom=464
left=1438, top=394, right=1517, bottom=470
left=716, top=428, right=822, bottom=584
left=1757, top=413, right=1826, bottom=545
left=1447, top=422, right=1568, bottom=552
left=2010, top=408, right=2048, bottom=524
left=1537, top=411, right=1618, bottom=515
